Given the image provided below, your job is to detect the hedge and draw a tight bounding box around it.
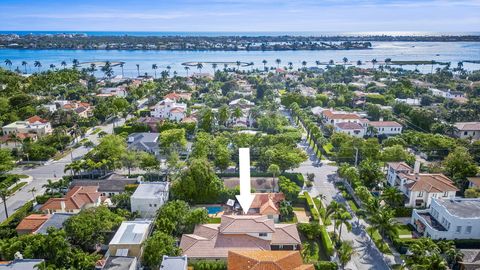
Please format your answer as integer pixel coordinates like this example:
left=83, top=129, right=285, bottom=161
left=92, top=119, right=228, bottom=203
left=0, top=201, right=34, bottom=238
left=304, top=192, right=320, bottom=222
left=217, top=172, right=305, bottom=188
left=319, top=225, right=334, bottom=257
left=190, top=260, right=227, bottom=270
left=315, top=261, right=338, bottom=270
left=282, top=172, right=305, bottom=188
left=393, top=207, right=414, bottom=217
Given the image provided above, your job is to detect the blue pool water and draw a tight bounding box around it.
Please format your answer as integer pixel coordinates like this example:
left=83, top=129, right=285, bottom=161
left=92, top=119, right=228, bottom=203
left=206, top=206, right=222, bottom=215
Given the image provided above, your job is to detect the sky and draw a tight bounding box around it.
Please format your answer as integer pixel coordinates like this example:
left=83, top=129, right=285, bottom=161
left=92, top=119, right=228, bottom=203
left=0, top=0, right=479, bottom=33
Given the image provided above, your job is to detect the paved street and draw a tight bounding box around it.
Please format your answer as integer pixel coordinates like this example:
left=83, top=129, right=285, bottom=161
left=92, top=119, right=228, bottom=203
left=0, top=118, right=125, bottom=221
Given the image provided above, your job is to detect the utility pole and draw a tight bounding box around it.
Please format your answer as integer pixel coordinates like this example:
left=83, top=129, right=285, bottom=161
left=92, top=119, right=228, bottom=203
left=354, top=147, right=359, bottom=167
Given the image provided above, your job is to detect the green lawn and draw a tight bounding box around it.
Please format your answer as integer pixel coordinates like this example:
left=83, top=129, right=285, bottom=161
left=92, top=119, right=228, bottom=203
left=347, top=200, right=358, bottom=212
left=207, top=217, right=221, bottom=224
left=323, top=143, right=334, bottom=155
left=9, top=182, right=27, bottom=194
left=397, top=224, right=413, bottom=238
left=371, top=229, right=393, bottom=254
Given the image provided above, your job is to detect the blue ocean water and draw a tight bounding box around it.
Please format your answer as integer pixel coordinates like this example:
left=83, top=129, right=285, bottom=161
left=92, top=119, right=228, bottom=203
left=0, top=41, right=479, bottom=76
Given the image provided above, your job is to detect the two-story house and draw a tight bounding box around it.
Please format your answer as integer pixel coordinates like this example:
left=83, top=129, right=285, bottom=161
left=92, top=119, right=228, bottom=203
left=367, top=120, right=403, bottom=136
left=321, top=110, right=361, bottom=125
left=411, top=198, right=480, bottom=240
left=108, top=220, right=152, bottom=258
left=180, top=215, right=301, bottom=260
left=150, top=98, right=187, bottom=122
left=386, top=162, right=458, bottom=207
left=334, top=122, right=365, bottom=138
left=130, top=182, right=169, bottom=217
left=2, top=116, right=53, bottom=137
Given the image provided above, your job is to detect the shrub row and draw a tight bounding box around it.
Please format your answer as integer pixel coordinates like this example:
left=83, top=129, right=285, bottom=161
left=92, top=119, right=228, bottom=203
left=315, top=261, right=338, bottom=270
left=393, top=207, right=413, bottom=217
left=319, top=225, right=334, bottom=257
left=190, top=260, right=227, bottom=270
left=304, top=192, right=320, bottom=222
left=217, top=172, right=305, bottom=188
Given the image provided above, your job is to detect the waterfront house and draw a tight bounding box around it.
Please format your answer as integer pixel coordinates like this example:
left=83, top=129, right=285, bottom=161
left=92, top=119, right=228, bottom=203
left=130, top=182, right=169, bottom=217
left=386, top=162, right=458, bottom=207
left=228, top=250, right=314, bottom=270
left=411, top=198, right=480, bottom=240
left=108, top=220, right=152, bottom=258
left=179, top=215, right=301, bottom=260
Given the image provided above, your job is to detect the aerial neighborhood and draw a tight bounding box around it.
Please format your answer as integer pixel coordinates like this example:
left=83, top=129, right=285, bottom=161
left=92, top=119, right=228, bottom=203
left=0, top=53, right=480, bottom=270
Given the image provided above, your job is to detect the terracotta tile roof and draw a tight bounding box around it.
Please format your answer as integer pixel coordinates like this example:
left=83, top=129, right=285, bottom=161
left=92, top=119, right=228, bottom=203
left=180, top=215, right=301, bottom=259
left=40, top=186, right=100, bottom=211
left=369, top=121, right=402, bottom=127
left=387, top=162, right=412, bottom=172
left=228, top=250, right=314, bottom=270
left=16, top=214, right=50, bottom=233
left=170, top=107, right=185, bottom=113
left=250, top=193, right=285, bottom=215
left=220, top=215, right=275, bottom=233
left=181, top=116, right=197, bottom=123
left=336, top=122, right=363, bottom=130
left=400, top=173, right=459, bottom=193
left=26, top=115, right=48, bottom=124
left=164, top=92, right=192, bottom=100
left=323, top=110, right=360, bottom=120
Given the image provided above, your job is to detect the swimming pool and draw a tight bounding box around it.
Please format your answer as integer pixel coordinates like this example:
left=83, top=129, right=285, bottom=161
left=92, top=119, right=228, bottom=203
left=206, top=206, right=222, bottom=215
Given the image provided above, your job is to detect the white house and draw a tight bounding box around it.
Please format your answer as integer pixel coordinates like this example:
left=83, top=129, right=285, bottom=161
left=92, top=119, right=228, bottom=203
left=130, top=182, right=169, bottom=217
left=454, top=122, right=480, bottom=140
left=411, top=198, right=480, bottom=240
left=386, top=162, right=458, bottom=208
left=367, top=120, right=403, bottom=136
left=108, top=220, right=152, bottom=258
left=430, top=88, right=465, bottom=99
left=322, top=110, right=361, bottom=125
left=98, top=87, right=127, bottom=98
left=2, top=116, right=53, bottom=136
left=150, top=98, right=187, bottom=122
left=334, top=122, right=365, bottom=138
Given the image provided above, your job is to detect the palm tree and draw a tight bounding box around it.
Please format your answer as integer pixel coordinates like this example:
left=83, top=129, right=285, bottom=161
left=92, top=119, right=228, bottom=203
left=184, top=66, right=190, bottom=76
left=357, top=60, right=362, bottom=66
left=325, top=201, right=345, bottom=237
left=371, top=58, right=378, bottom=69
left=152, top=64, right=158, bottom=78
left=275, top=58, right=281, bottom=68
left=301, top=61, right=307, bottom=70
left=328, top=59, right=334, bottom=66
left=368, top=207, right=398, bottom=239
left=42, top=179, right=57, bottom=195
left=236, top=61, right=241, bottom=71
left=212, top=63, right=218, bottom=73
left=21, top=61, right=28, bottom=73
left=166, top=65, right=172, bottom=75
left=49, top=64, right=56, bottom=70
left=343, top=57, right=348, bottom=66
left=136, top=64, right=140, bottom=77
left=4, top=59, right=12, bottom=70
left=315, top=60, right=321, bottom=67
left=338, top=241, right=355, bottom=269
left=101, top=61, right=114, bottom=79
left=262, top=59, right=267, bottom=70
left=61, top=61, right=67, bottom=69
left=0, top=189, right=9, bottom=218
left=72, top=59, right=79, bottom=69
left=196, top=63, right=203, bottom=73
left=438, top=241, right=463, bottom=268
left=34, top=61, right=42, bottom=72
left=223, top=63, right=228, bottom=71
left=288, top=62, right=293, bottom=70
left=89, top=63, right=96, bottom=76
left=381, top=187, right=404, bottom=207
left=28, top=187, right=37, bottom=202
left=232, top=107, right=243, bottom=120
left=267, top=164, right=280, bottom=180
left=335, top=209, right=352, bottom=241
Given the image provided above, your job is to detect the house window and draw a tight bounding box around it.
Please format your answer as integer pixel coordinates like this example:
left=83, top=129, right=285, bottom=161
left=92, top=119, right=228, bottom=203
left=456, top=226, right=462, bottom=233
left=443, top=192, right=448, bottom=197
left=464, top=131, right=468, bottom=136
left=259, top=233, right=268, bottom=237
left=418, top=191, right=424, bottom=197
left=466, top=226, right=472, bottom=234
left=149, top=204, right=152, bottom=207
left=154, top=204, right=157, bottom=207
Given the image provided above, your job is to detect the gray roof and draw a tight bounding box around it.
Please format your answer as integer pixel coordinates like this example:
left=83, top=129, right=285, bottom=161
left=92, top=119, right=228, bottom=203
left=127, top=132, right=159, bottom=152
left=0, top=259, right=44, bottom=269
left=103, top=256, right=137, bottom=270
left=37, top=213, right=74, bottom=234
left=131, top=182, right=169, bottom=199
left=160, top=255, right=188, bottom=270
left=435, top=198, right=480, bottom=218
left=109, top=220, right=152, bottom=245
left=70, top=176, right=138, bottom=193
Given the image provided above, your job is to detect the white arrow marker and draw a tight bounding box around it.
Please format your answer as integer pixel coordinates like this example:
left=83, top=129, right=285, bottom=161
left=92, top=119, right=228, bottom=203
left=236, top=148, right=255, bottom=214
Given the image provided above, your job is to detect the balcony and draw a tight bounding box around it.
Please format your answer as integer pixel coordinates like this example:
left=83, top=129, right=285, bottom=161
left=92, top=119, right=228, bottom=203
left=414, top=210, right=447, bottom=232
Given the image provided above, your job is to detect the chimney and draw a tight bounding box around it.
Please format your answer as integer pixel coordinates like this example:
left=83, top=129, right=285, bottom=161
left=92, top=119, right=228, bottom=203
left=60, top=201, right=66, bottom=212
left=414, top=161, right=421, bottom=179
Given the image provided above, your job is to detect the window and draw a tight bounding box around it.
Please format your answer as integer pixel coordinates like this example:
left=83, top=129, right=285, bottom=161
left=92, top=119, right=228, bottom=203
left=456, top=226, right=462, bottom=233
left=259, top=233, right=268, bottom=237
left=464, top=131, right=468, bottom=136
left=149, top=204, right=152, bottom=207
left=466, top=226, right=472, bottom=234
left=154, top=204, right=157, bottom=207
left=443, top=192, right=448, bottom=197
left=418, top=191, right=424, bottom=197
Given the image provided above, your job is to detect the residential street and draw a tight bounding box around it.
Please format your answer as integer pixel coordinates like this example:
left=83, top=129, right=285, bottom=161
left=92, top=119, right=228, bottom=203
left=0, top=118, right=125, bottom=222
